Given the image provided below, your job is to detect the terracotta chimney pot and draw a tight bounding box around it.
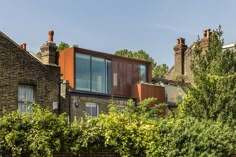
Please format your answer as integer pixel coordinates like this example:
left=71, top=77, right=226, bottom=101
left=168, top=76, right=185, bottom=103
left=203, top=29, right=211, bottom=38
left=21, top=43, right=26, bottom=50
left=48, top=30, right=54, bottom=42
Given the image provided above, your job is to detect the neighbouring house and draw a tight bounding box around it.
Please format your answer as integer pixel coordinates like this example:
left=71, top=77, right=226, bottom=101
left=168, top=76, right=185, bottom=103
left=59, top=47, right=165, bottom=119
left=165, top=29, right=211, bottom=83
left=159, top=80, right=187, bottom=109
left=163, top=29, right=212, bottom=107
left=223, top=42, right=236, bottom=50
left=0, top=31, right=60, bottom=114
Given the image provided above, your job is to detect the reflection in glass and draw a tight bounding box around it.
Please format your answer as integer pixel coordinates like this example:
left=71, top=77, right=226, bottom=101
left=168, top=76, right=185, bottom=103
left=75, top=52, right=111, bottom=94
left=75, top=53, right=91, bottom=91
left=140, top=65, right=147, bottom=82
left=92, top=57, right=106, bottom=93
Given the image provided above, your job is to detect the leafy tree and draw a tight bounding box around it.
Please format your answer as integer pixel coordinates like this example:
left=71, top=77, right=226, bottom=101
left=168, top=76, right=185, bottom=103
left=143, top=117, right=236, bottom=157
left=114, top=49, right=133, bottom=58
left=58, top=41, right=70, bottom=51
left=180, top=26, right=236, bottom=121
left=114, top=49, right=168, bottom=79
left=72, top=44, right=78, bottom=48
left=152, top=64, right=169, bottom=79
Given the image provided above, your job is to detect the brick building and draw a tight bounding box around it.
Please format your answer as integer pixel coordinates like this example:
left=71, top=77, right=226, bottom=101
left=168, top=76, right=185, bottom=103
left=165, top=29, right=211, bottom=83
left=0, top=31, right=60, bottom=114
left=59, top=47, right=165, bottom=119
left=0, top=30, right=165, bottom=117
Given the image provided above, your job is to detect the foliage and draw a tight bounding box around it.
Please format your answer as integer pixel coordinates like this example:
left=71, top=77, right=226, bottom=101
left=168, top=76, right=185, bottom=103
left=152, top=63, right=169, bottom=79
left=58, top=41, right=70, bottom=51
left=180, top=26, right=236, bottom=121
left=142, top=117, right=236, bottom=157
left=72, top=44, right=78, bottom=48
left=69, top=98, right=236, bottom=157
left=114, top=49, right=168, bottom=79
left=0, top=104, right=68, bottom=157
left=1, top=98, right=236, bottom=156
left=69, top=98, right=162, bottom=156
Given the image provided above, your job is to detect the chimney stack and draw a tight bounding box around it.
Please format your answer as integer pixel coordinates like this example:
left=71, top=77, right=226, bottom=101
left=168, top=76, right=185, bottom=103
left=40, top=30, right=58, bottom=65
left=201, top=28, right=211, bottom=50
left=174, top=38, right=188, bottom=75
left=20, top=43, right=26, bottom=50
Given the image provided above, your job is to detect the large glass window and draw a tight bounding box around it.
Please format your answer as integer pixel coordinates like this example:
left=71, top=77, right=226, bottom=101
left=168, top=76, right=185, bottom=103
left=18, top=85, right=34, bottom=113
left=76, top=53, right=91, bottom=91
left=75, top=53, right=111, bottom=94
left=106, top=60, right=112, bottom=94
left=140, top=65, right=148, bottom=82
left=92, top=57, right=106, bottom=93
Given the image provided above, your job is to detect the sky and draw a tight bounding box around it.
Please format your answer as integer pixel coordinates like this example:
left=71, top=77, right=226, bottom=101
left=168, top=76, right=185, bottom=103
left=1, top=0, right=236, bottom=68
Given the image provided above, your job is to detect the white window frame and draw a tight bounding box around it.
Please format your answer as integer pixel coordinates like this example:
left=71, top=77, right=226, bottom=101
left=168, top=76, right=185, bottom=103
left=85, top=102, right=99, bottom=117
left=18, top=85, right=35, bottom=113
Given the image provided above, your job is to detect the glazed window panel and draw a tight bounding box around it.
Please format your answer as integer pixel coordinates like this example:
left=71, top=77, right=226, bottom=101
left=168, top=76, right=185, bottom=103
left=85, top=102, right=98, bottom=117
left=18, top=85, right=34, bottom=113
left=106, top=60, right=112, bottom=94
left=140, top=64, right=147, bottom=82
left=91, top=57, right=106, bottom=93
left=75, top=52, right=111, bottom=94
left=75, top=53, right=91, bottom=91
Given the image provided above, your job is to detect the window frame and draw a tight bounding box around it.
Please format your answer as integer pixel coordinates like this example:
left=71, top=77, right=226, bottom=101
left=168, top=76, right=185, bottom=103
left=18, top=85, right=35, bottom=113
left=75, top=52, right=112, bottom=94
left=140, top=64, right=148, bottom=82
left=85, top=102, right=99, bottom=117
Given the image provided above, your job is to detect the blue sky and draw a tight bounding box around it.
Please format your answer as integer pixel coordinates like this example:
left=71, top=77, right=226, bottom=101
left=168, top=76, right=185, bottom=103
left=1, top=0, right=236, bottom=67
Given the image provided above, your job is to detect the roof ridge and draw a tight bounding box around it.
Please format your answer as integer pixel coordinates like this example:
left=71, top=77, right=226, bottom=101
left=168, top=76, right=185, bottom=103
left=0, top=31, right=45, bottom=66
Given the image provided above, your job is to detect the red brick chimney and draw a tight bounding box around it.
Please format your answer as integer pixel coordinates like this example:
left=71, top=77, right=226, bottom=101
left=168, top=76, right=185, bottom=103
left=201, top=28, right=211, bottom=50
left=20, top=43, right=26, bottom=50
left=174, top=38, right=188, bottom=75
left=40, top=30, right=58, bottom=65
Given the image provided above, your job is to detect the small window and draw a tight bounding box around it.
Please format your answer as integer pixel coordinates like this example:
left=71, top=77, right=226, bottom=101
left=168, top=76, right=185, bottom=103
left=18, top=85, right=34, bottom=113
left=140, top=65, right=148, bottom=82
left=85, top=102, right=99, bottom=117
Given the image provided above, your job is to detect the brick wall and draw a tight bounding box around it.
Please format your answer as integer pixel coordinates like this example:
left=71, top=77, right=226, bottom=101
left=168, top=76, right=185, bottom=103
left=69, top=94, right=129, bottom=120
left=0, top=32, right=60, bottom=114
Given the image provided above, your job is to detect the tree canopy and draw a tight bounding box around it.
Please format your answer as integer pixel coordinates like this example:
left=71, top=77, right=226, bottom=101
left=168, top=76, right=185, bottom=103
left=58, top=41, right=70, bottom=51
left=180, top=26, right=236, bottom=122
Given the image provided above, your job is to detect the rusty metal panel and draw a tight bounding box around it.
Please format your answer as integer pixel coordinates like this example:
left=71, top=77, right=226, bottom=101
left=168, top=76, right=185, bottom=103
left=59, top=48, right=75, bottom=88
left=111, top=59, right=144, bottom=98
left=131, top=83, right=165, bottom=104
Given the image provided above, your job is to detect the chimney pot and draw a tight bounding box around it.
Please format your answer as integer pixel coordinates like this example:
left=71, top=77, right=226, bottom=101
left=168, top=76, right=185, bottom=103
left=21, top=43, right=26, bottom=50
left=176, top=38, right=185, bottom=45
left=48, top=30, right=54, bottom=42
left=203, top=29, right=211, bottom=38
left=176, top=39, right=180, bottom=44
left=180, top=38, right=185, bottom=45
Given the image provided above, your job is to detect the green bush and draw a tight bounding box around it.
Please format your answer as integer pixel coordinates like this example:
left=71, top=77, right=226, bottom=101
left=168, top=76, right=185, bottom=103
left=0, top=100, right=236, bottom=157
left=0, top=104, right=68, bottom=157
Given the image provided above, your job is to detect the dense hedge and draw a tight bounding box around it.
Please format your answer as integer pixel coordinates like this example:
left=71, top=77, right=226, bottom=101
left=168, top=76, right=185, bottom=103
left=0, top=100, right=236, bottom=157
